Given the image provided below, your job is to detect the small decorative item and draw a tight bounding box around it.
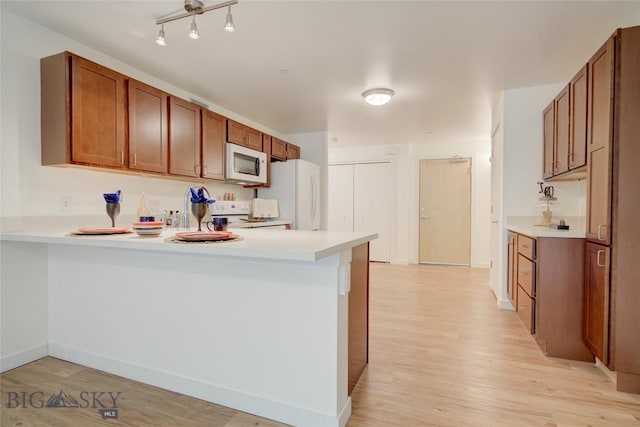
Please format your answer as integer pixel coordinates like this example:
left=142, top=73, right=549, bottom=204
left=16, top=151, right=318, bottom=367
left=536, top=182, right=557, bottom=226
left=103, top=189, right=122, bottom=228
left=189, top=187, right=215, bottom=231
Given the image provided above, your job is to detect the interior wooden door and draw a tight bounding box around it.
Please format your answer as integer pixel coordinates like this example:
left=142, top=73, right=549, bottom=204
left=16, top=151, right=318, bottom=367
left=353, top=163, right=391, bottom=263
left=328, top=164, right=354, bottom=232
left=419, top=158, right=471, bottom=265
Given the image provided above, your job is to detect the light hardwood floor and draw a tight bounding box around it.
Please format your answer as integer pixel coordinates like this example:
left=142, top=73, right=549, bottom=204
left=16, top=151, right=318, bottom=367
left=348, top=263, right=640, bottom=426
left=2, top=264, right=639, bottom=426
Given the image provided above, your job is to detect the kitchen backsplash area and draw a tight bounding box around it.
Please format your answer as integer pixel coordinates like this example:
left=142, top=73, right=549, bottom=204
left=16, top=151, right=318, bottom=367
left=0, top=165, right=254, bottom=232
left=507, top=178, right=587, bottom=230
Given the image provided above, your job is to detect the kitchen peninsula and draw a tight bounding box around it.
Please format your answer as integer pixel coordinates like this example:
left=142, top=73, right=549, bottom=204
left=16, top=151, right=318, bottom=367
left=0, top=228, right=376, bottom=427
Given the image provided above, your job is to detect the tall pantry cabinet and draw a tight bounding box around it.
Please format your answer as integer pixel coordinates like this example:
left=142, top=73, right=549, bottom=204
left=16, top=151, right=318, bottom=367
left=584, top=26, right=640, bottom=394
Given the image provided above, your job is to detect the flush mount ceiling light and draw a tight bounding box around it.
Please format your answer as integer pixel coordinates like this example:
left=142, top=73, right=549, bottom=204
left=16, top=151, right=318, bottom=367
left=362, top=88, right=395, bottom=106
left=155, top=0, right=237, bottom=46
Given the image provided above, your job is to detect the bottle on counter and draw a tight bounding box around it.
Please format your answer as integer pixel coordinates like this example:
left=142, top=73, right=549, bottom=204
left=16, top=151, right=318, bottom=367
left=167, top=210, right=173, bottom=226
left=172, top=210, right=180, bottom=228
left=137, top=193, right=150, bottom=220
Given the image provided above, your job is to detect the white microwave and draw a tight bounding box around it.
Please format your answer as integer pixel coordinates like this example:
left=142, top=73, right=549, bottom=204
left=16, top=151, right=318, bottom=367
left=226, top=143, right=267, bottom=184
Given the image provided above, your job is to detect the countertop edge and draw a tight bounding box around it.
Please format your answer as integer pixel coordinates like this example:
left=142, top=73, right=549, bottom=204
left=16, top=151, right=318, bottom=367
left=0, top=230, right=378, bottom=263
left=505, top=224, right=587, bottom=238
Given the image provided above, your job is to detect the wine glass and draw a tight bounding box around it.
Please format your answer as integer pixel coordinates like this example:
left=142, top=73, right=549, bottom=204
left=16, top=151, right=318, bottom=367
left=106, top=202, right=120, bottom=228
left=191, top=202, right=209, bottom=232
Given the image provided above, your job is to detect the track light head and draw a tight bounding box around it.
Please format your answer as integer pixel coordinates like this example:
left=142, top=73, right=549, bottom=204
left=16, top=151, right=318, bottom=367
left=189, top=14, right=200, bottom=39
left=156, top=24, right=167, bottom=46
left=224, top=5, right=235, bottom=32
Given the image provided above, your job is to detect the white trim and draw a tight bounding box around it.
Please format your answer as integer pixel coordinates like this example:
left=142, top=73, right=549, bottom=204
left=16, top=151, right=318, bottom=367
left=48, top=342, right=347, bottom=427
left=0, top=343, right=48, bottom=373
left=498, top=298, right=515, bottom=311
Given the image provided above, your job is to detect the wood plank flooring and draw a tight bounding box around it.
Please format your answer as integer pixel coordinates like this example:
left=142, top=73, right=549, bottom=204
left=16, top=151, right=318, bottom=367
left=348, top=263, right=640, bottom=426
left=2, top=264, right=639, bottom=426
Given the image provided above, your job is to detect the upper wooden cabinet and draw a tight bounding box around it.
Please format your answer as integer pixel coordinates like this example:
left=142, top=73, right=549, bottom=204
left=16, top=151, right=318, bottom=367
left=271, top=137, right=287, bottom=161
left=169, top=96, right=201, bottom=178
left=227, top=119, right=262, bottom=151
left=41, top=52, right=127, bottom=168
left=569, top=65, right=588, bottom=171
left=128, top=79, right=168, bottom=174
left=287, top=143, right=300, bottom=160
left=542, top=101, right=555, bottom=179
left=586, top=37, right=614, bottom=244
left=201, top=110, right=226, bottom=181
left=554, top=86, right=570, bottom=175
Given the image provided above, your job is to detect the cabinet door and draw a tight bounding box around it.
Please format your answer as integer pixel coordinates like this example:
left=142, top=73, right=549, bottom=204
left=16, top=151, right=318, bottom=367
left=261, top=134, right=272, bottom=188
left=201, top=110, right=225, bottom=181
left=71, top=56, right=126, bottom=168
left=583, top=242, right=610, bottom=363
left=271, top=137, right=287, bottom=161
left=586, top=38, right=614, bottom=243
left=542, top=101, right=555, bottom=179
left=517, top=285, right=535, bottom=334
left=287, top=144, right=300, bottom=160
left=128, top=80, right=168, bottom=174
left=569, top=65, right=588, bottom=170
left=169, top=96, right=201, bottom=178
left=554, top=86, right=570, bottom=175
left=227, top=120, right=246, bottom=146
left=246, top=127, right=263, bottom=151
left=507, top=232, right=517, bottom=308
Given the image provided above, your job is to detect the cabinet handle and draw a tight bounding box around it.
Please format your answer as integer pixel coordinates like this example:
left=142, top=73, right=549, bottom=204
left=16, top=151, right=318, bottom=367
left=120, top=151, right=124, bottom=165
left=596, top=250, right=605, bottom=267
left=203, top=165, right=208, bottom=177
left=132, top=153, right=137, bottom=166
left=521, top=244, right=529, bottom=249
left=597, top=224, right=607, bottom=241
left=194, top=164, right=201, bottom=175
left=520, top=271, right=530, bottom=276
left=519, top=305, right=528, bottom=310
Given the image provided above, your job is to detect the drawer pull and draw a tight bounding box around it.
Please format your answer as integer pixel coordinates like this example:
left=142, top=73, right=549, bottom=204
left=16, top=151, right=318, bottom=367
left=519, top=305, right=528, bottom=310
left=596, top=250, right=605, bottom=267
left=520, top=271, right=530, bottom=276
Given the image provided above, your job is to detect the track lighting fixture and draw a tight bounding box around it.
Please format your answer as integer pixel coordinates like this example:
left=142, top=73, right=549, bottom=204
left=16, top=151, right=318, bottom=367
left=224, top=5, right=235, bottom=32
left=189, top=14, right=200, bottom=39
left=155, top=23, right=167, bottom=46
left=155, top=0, right=238, bottom=46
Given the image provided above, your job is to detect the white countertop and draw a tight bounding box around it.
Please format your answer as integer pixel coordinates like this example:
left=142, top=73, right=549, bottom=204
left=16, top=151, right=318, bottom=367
left=0, top=227, right=377, bottom=262
left=505, top=216, right=586, bottom=238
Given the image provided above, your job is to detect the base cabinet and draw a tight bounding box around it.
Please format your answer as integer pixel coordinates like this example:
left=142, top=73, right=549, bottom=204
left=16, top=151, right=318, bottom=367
left=508, top=231, right=593, bottom=362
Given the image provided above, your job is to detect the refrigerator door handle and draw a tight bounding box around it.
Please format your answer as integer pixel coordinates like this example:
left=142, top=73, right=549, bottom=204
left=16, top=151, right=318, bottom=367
left=311, top=175, right=316, bottom=222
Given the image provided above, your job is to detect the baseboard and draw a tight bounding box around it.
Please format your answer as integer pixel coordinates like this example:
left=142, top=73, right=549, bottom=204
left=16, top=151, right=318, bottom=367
left=595, top=357, right=617, bottom=385
left=1, top=343, right=48, bottom=373
left=48, top=342, right=346, bottom=427
left=497, top=297, right=515, bottom=311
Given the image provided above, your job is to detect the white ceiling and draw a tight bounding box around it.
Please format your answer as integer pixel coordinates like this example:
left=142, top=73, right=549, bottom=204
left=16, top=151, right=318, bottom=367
left=3, top=1, right=640, bottom=147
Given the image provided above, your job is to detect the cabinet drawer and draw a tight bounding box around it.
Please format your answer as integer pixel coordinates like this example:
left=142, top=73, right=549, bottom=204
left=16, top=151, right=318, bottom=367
left=517, top=234, right=536, bottom=260
left=517, top=254, right=535, bottom=297
left=517, top=285, right=535, bottom=334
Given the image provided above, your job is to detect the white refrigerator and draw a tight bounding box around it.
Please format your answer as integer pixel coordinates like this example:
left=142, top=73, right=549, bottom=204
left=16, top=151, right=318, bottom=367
left=259, top=159, right=321, bottom=230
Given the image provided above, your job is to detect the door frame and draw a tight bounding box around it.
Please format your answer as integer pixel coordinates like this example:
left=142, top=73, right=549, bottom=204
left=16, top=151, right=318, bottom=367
left=410, top=152, right=482, bottom=267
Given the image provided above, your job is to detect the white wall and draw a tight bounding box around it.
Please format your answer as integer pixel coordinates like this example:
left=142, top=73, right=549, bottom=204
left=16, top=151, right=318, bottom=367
left=329, top=139, right=491, bottom=267
left=0, top=11, right=292, bottom=226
